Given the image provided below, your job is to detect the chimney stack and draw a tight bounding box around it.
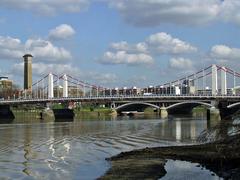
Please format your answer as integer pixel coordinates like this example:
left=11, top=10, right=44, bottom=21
left=23, top=54, right=33, bottom=91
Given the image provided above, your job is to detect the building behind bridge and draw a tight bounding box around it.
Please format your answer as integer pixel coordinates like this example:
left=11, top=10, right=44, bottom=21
left=53, top=85, right=84, bottom=97
left=0, top=77, right=12, bottom=90
left=0, top=76, right=21, bottom=99
left=101, top=83, right=197, bottom=96
left=233, top=86, right=240, bottom=95
left=102, top=87, right=141, bottom=96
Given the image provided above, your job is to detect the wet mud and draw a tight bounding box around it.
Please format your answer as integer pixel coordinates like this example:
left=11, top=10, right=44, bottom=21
left=99, top=118, right=240, bottom=179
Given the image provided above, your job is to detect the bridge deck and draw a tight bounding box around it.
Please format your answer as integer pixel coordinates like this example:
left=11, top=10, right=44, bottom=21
left=1, top=95, right=240, bottom=105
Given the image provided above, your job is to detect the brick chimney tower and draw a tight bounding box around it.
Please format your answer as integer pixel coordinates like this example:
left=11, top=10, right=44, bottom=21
left=23, top=54, right=33, bottom=91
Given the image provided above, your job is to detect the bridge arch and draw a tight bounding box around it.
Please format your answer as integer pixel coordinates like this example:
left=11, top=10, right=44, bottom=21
left=227, top=102, right=240, bottom=109
left=166, top=101, right=214, bottom=110
left=115, top=102, right=160, bottom=111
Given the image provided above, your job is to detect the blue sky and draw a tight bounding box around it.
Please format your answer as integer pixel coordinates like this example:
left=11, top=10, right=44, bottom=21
left=0, top=0, right=240, bottom=89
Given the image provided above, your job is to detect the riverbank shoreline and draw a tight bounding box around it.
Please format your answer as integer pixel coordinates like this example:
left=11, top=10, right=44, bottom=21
left=99, top=130, right=240, bottom=179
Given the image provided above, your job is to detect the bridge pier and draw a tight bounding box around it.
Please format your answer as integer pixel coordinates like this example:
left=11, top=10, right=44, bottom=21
left=111, top=109, right=117, bottom=116
left=41, top=108, right=74, bottom=122
left=0, top=105, right=15, bottom=123
left=52, top=109, right=74, bottom=122
left=207, top=107, right=221, bottom=122
left=160, top=107, right=168, bottom=119
left=207, top=107, right=221, bottom=128
left=111, top=102, right=116, bottom=109
left=218, top=101, right=239, bottom=119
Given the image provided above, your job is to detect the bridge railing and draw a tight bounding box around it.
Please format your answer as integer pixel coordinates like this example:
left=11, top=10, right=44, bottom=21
left=1, top=94, right=240, bottom=104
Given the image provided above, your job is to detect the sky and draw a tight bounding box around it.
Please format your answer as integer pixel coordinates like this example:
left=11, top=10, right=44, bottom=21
left=0, top=0, right=240, bottom=89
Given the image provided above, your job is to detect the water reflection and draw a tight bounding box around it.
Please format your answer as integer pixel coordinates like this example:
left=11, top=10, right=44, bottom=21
left=0, top=116, right=210, bottom=179
left=176, top=121, right=181, bottom=142
left=23, top=125, right=32, bottom=177
left=190, top=121, right=196, bottom=140
left=162, top=160, right=220, bottom=180
left=153, top=117, right=207, bottom=143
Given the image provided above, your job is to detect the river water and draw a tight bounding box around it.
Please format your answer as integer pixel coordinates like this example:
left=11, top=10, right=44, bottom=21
left=0, top=115, right=220, bottom=179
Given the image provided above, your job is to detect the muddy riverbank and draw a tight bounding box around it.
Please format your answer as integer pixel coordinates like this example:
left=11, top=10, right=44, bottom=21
left=99, top=119, right=240, bottom=179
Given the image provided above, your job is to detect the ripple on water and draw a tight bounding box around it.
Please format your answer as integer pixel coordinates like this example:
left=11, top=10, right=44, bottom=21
left=0, top=118, right=208, bottom=179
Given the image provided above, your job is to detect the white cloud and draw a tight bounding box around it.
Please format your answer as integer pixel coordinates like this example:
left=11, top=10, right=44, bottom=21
left=126, top=75, right=148, bottom=87
left=0, top=36, right=22, bottom=49
left=220, top=0, right=240, bottom=26
left=99, top=32, right=196, bottom=66
left=0, top=0, right=240, bottom=27
left=11, top=62, right=117, bottom=87
left=100, top=51, right=154, bottom=65
left=49, top=24, right=76, bottom=40
left=0, top=0, right=91, bottom=16
left=169, top=57, right=194, bottom=70
left=146, top=32, right=197, bottom=54
left=25, top=38, right=72, bottom=61
left=210, top=45, right=240, bottom=60
left=109, top=0, right=221, bottom=27
left=12, top=62, right=81, bottom=77
left=32, top=63, right=80, bottom=76
left=0, top=36, right=24, bottom=59
left=110, top=41, right=148, bottom=53
left=0, top=36, right=72, bottom=61
left=105, top=41, right=151, bottom=65
left=109, top=0, right=240, bottom=27
left=86, top=72, right=118, bottom=85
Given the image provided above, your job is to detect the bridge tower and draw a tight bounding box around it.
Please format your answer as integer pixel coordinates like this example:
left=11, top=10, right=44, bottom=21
left=23, top=54, right=33, bottom=91
left=211, top=64, right=218, bottom=96
left=48, top=73, right=54, bottom=98
left=221, top=67, right=227, bottom=95
left=63, top=74, right=68, bottom=98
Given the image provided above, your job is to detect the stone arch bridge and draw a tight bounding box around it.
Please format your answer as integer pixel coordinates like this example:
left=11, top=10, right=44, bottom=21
left=109, top=96, right=240, bottom=119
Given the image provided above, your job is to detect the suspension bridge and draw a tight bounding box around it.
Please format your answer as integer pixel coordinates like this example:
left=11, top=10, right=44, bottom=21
left=1, top=64, right=240, bottom=119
